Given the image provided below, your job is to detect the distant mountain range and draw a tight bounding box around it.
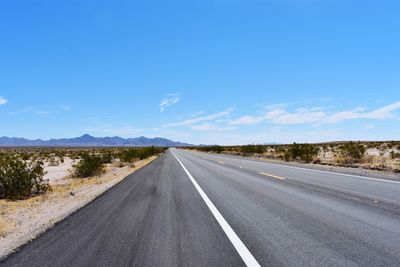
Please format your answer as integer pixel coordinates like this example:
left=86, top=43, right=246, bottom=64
left=0, top=134, right=193, bottom=147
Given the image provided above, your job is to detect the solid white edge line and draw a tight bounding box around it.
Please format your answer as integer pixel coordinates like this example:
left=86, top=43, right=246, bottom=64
left=191, top=151, right=400, bottom=185
left=172, top=150, right=261, bottom=267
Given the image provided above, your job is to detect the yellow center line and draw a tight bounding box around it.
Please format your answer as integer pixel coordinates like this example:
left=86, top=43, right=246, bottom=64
left=259, top=172, right=286, bottom=180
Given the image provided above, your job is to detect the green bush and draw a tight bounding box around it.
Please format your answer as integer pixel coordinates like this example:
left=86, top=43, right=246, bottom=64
left=284, top=143, right=319, bottom=163
left=118, top=149, right=138, bottom=163
left=74, top=154, right=104, bottom=178
left=0, top=155, right=49, bottom=200
left=136, top=146, right=158, bottom=160
left=339, top=142, right=366, bottom=163
left=100, top=151, right=114, bottom=164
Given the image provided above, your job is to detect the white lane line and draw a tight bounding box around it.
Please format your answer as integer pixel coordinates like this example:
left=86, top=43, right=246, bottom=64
left=193, top=152, right=400, bottom=185
left=172, top=151, right=261, bottom=267
left=259, top=162, right=400, bottom=184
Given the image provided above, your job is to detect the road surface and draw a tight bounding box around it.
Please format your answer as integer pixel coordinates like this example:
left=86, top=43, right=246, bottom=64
left=2, top=149, right=400, bottom=266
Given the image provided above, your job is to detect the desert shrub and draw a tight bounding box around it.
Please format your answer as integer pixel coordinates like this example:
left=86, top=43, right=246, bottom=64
left=275, top=146, right=287, bottom=154
left=74, top=154, right=104, bottom=178
left=363, top=155, right=374, bottom=164
left=118, top=147, right=163, bottom=163
left=0, top=155, right=49, bottom=200
left=48, top=157, right=59, bottom=166
left=198, top=145, right=224, bottom=153
left=284, top=143, right=319, bottom=163
left=100, top=151, right=114, bottom=164
left=118, top=149, right=138, bottom=163
left=240, top=145, right=265, bottom=154
left=136, top=146, right=158, bottom=160
left=283, top=151, right=291, bottom=161
left=339, top=142, right=366, bottom=163
left=366, top=142, right=382, bottom=149
left=390, top=151, right=400, bottom=159
left=20, top=153, right=32, bottom=161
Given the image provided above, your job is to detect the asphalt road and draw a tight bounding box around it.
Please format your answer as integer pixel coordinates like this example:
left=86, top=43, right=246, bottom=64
left=2, top=149, right=400, bottom=266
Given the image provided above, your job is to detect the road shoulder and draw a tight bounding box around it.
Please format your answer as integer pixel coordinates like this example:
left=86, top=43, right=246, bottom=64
left=0, top=156, right=158, bottom=259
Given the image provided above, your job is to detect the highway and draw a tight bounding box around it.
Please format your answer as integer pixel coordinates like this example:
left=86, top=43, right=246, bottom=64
left=2, top=149, right=400, bottom=266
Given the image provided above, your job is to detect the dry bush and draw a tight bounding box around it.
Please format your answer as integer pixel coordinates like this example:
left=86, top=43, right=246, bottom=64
left=338, top=142, right=366, bottom=164
left=284, top=143, right=319, bottom=163
left=363, top=155, right=374, bottom=164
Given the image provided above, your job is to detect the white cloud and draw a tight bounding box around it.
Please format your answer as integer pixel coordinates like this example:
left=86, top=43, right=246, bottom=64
left=162, top=108, right=234, bottom=128
left=229, top=115, right=265, bottom=125
left=160, top=93, right=181, bottom=112
left=229, top=101, right=400, bottom=126
left=0, top=96, right=8, bottom=105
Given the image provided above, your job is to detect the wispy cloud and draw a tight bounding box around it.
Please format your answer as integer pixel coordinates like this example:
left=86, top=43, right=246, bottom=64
left=36, top=110, right=58, bottom=116
left=229, top=101, right=400, bottom=126
left=61, top=105, right=71, bottom=111
left=0, top=96, right=8, bottom=105
left=160, top=93, right=181, bottom=112
left=162, top=107, right=234, bottom=128
left=4, top=107, right=32, bottom=115
left=35, top=105, right=72, bottom=116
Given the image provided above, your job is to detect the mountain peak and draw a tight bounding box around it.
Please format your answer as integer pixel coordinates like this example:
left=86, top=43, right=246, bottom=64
left=79, top=134, right=95, bottom=140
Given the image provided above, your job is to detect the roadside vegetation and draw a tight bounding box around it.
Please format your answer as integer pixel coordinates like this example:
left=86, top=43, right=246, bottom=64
left=0, top=146, right=166, bottom=200
left=337, top=142, right=366, bottom=164
left=0, top=154, right=50, bottom=200
left=283, top=143, right=319, bottom=163
left=0, top=146, right=164, bottom=252
left=185, top=141, right=400, bottom=173
left=73, top=153, right=105, bottom=178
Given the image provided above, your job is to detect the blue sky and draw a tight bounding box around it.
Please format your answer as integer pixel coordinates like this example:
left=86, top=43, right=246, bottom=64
left=1, top=0, right=399, bottom=145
